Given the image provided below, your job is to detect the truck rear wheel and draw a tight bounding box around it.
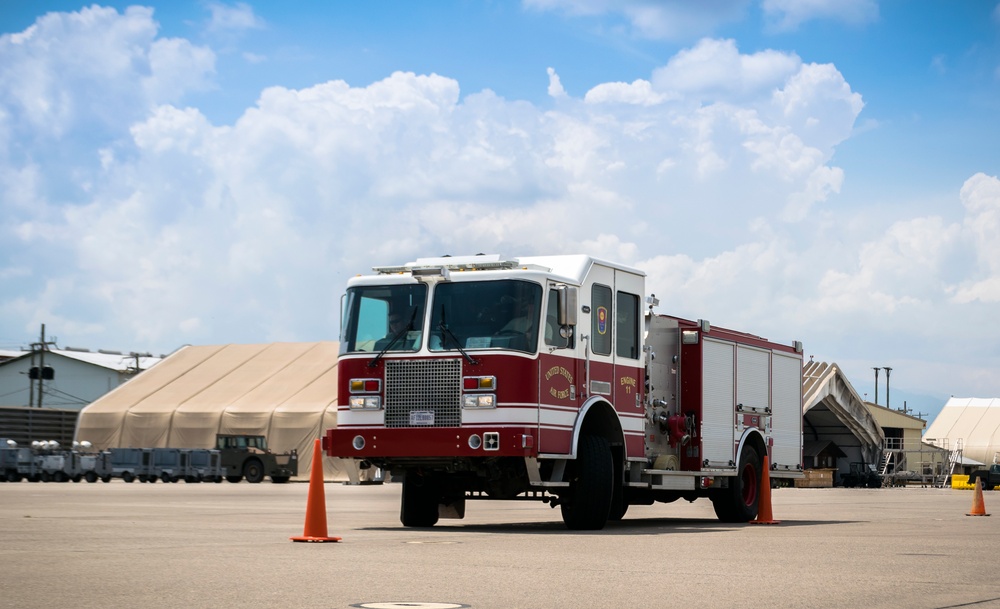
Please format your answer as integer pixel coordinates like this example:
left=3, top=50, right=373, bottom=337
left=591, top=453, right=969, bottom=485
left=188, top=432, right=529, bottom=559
left=400, top=473, right=440, bottom=527
left=560, top=435, right=613, bottom=530
left=243, top=459, right=265, bottom=483
left=712, top=446, right=761, bottom=523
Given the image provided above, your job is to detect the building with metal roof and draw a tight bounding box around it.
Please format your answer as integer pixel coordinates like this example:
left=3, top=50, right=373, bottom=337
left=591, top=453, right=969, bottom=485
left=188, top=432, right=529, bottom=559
left=0, top=348, right=162, bottom=410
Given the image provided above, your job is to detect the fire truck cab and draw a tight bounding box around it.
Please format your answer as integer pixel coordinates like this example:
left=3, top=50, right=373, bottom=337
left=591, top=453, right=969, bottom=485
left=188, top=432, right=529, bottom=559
left=326, top=254, right=803, bottom=530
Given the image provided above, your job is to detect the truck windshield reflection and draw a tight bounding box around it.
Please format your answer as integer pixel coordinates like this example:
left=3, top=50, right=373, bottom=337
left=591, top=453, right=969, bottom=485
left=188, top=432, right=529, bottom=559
left=429, top=280, right=542, bottom=353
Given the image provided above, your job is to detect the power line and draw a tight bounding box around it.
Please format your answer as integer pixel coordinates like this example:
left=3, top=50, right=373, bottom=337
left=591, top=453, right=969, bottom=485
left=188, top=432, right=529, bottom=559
left=41, top=385, right=89, bottom=406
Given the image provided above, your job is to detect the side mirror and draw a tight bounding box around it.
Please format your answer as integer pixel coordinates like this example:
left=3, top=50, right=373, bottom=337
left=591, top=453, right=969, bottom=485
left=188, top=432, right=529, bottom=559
left=557, top=285, right=578, bottom=327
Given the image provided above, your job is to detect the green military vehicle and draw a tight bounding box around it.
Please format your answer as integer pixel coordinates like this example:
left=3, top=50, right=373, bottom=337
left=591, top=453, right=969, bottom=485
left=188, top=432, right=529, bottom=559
left=967, top=463, right=1000, bottom=491
left=840, top=462, right=882, bottom=488
left=216, top=434, right=298, bottom=483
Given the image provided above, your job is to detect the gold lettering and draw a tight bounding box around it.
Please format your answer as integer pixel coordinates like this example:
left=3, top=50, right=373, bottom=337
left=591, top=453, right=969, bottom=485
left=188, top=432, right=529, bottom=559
left=546, top=365, right=574, bottom=400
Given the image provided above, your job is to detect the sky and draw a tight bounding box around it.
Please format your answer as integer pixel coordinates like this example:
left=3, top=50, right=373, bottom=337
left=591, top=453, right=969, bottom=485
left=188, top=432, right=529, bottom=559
left=1, top=1, right=999, bottom=423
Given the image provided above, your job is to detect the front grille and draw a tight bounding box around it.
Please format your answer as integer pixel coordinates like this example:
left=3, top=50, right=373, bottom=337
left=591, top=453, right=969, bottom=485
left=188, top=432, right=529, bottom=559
left=384, top=359, right=462, bottom=428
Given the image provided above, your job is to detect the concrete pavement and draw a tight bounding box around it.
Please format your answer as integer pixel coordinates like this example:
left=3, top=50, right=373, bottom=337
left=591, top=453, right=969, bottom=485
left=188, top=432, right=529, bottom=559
left=1, top=481, right=998, bottom=609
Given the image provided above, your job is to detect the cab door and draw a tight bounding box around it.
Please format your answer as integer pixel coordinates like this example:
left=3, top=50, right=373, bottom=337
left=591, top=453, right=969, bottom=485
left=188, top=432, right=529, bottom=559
left=538, top=284, right=583, bottom=455
left=585, top=264, right=616, bottom=403
left=611, top=269, right=645, bottom=458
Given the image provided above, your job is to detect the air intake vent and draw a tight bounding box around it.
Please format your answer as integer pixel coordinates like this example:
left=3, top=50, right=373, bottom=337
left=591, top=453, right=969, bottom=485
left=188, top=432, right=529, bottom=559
left=384, top=359, right=462, bottom=428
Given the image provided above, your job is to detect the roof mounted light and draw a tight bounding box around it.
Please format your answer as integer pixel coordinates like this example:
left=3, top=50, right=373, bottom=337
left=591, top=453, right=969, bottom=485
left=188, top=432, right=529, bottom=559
left=411, top=266, right=450, bottom=282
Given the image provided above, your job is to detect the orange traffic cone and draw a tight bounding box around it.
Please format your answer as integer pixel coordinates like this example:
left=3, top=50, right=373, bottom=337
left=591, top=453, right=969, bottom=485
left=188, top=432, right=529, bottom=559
left=291, top=439, right=342, bottom=542
left=750, top=455, right=780, bottom=525
left=967, top=478, right=990, bottom=517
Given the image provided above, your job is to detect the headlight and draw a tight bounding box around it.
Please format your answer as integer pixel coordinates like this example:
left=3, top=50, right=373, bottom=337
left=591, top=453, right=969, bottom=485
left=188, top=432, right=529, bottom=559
left=349, top=396, right=381, bottom=409
left=462, top=394, right=495, bottom=409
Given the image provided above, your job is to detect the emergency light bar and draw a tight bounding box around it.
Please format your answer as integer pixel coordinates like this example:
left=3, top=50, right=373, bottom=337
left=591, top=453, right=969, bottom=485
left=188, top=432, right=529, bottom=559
left=373, top=254, right=551, bottom=275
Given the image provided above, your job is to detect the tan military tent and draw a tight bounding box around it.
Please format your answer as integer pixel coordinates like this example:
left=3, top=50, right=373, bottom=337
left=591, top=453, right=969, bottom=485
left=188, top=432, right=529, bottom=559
left=75, top=342, right=350, bottom=480
left=925, top=398, right=1000, bottom=466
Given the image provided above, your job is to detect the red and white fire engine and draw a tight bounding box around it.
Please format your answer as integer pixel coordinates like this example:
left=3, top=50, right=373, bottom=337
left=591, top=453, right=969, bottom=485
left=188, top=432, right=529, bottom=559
left=325, top=254, right=804, bottom=530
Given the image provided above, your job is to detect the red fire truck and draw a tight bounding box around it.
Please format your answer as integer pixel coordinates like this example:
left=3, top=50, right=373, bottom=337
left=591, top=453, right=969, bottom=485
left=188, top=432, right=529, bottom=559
left=325, top=254, right=803, bottom=530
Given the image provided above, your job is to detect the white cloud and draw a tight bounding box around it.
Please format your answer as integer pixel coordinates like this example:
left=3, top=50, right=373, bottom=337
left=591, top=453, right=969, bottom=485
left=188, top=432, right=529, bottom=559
left=0, top=27, right=868, bottom=348
left=206, top=2, right=264, bottom=33
left=762, top=0, right=879, bottom=31
left=2, top=6, right=999, bottom=403
left=0, top=6, right=215, bottom=139
left=584, top=79, right=672, bottom=106
left=651, top=39, right=801, bottom=102
left=523, top=0, right=749, bottom=40
left=547, top=67, right=567, bottom=98
left=951, top=173, right=1000, bottom=303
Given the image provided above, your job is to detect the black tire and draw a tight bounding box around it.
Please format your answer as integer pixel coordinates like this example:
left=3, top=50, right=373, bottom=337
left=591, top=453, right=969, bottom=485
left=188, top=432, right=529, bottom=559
left=400, top=473, right=440, bottom=527
left=560, top=435, right=614, bottom=530
left=122, top=471, right=135, bottom=483
left=226, top=475, right=242, bottom=483
left=608, top=458, right=628, bottom=521
left=271, top=476, right=290, bottom=484
left=101, top=475, right=111, bottom=483
left=243, top=459, right=265, bottom=484
left=712, top=446, right=761, bottom=523
left=85, top=471, right=98, bottom=483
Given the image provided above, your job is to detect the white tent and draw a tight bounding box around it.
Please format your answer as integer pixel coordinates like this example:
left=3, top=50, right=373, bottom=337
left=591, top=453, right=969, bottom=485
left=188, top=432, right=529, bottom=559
left=76, top=342, right=348, bottom=480
left=925, top=398, right=1000, bottom=465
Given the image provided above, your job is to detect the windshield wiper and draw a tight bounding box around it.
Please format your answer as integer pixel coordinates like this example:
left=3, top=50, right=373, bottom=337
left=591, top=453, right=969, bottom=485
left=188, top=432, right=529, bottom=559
left=368, top=308, right=418, bottom=368
left=439, top=308, right=479, bottom=366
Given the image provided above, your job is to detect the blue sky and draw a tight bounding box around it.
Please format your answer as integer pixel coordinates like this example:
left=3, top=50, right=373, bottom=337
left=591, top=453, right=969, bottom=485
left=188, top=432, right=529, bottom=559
left=1, top=1, right=999, bottom=422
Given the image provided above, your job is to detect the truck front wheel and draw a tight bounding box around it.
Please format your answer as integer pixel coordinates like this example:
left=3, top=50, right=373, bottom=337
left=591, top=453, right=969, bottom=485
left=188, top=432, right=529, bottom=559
left=243, top=459, right=265, bottom=484
left=560, top=435, right=613, bottom=530
left=712, top=446, right=761, bottom=523
left=400, top=473, right=440, bottom=527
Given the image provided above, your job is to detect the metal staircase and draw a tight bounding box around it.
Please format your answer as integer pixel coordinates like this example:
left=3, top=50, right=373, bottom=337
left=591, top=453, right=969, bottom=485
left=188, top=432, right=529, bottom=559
left=879, top=450, right=894, bottom=476
left=937, top=439, right=963, bottom=488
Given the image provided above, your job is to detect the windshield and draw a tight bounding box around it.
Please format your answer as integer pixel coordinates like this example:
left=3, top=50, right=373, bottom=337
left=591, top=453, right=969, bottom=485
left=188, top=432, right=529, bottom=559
left=429, top=280, right=542, bottom=353
left=341, top=284, right=427, bottom=353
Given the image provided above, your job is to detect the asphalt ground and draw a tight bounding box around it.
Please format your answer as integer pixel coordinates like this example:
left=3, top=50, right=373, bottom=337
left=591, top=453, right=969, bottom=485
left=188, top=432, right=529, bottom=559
left=2, top=481, right=999, bottom=609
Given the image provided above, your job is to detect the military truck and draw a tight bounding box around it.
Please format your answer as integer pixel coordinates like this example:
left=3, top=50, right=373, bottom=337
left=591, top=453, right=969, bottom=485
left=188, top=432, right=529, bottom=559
left=216, top=434, right=298, bottom=483
left=841, top=462, right=882, bottom=488
left=967, top=464, right=1000, bottom=491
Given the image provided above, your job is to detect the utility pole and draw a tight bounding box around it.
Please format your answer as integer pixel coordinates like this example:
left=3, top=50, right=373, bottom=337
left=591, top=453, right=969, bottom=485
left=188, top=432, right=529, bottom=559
left=127, top=352, right=146, bottom=375
left=884, top=367, right=892, bottom=410
left=873, top=367, right=880, bottom=405
left=29, top=324, right=57, bottom=408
